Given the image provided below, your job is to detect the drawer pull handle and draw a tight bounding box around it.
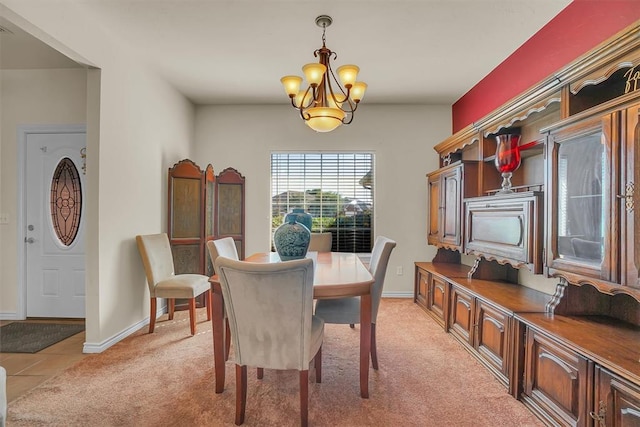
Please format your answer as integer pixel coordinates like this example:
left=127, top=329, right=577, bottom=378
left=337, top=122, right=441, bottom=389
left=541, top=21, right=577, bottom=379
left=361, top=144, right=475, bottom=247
left=616, top=181, right=634, bottom=212
left=589, top=401, right=606, bottom=427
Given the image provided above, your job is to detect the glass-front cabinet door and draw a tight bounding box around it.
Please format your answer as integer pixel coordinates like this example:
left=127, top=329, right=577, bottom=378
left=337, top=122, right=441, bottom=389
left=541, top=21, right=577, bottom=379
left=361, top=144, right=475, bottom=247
left=621, top=103, right=640, bottom=289
left=546, top=102, right=640, bottom=291
left=546, top=114, right=615, bottom=284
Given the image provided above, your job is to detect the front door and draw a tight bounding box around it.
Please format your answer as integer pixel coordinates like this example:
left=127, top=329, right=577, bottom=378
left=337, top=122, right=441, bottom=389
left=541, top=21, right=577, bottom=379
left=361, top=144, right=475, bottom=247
left=25, top=131, right=86, bottom=318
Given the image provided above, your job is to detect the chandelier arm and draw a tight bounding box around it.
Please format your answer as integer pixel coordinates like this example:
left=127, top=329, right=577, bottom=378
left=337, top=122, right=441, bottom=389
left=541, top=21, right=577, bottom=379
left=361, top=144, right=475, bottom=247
left=341, top=104, right=359, bottom=124
left=327, top=62, right=350, bottom=98
left=298, top=86, right=315, bottom=119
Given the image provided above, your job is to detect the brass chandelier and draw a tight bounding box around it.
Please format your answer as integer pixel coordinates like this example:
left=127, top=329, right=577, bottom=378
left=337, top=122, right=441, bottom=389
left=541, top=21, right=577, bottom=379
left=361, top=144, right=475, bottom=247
left=280, top=15, right=367, bottom=133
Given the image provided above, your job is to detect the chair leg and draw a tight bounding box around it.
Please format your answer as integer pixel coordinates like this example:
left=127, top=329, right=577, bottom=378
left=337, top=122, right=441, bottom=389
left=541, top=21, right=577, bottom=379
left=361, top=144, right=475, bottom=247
left=206, top=290, right=212, bottom=321
left=188, top=298, right=197, bottom=335
left=371, top=323, right=378, bottom=370
left=257, top=368, right=264, bottom=379
left=225, top=318, right=232, bottom=361
left=314, top=346, right=322, bottom=383
left=168, top=298, right=175, bottom=320
left=236, top=365, right=247, bottom=425
left=149, top=298, right=157, bottom=333
left=299, top=370, right=309, bottom=427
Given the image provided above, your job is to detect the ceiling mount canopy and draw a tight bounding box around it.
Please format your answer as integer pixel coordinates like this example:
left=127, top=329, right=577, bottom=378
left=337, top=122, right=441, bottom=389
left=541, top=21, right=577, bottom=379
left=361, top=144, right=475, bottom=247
left=281, top=15, right=367, bottom=133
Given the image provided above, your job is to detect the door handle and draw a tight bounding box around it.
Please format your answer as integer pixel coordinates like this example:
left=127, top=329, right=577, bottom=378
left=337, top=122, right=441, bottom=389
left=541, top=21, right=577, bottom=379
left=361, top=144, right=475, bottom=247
left=616, top=181, right=634, bottom=212
left=25, top=237, right=35, bottom=244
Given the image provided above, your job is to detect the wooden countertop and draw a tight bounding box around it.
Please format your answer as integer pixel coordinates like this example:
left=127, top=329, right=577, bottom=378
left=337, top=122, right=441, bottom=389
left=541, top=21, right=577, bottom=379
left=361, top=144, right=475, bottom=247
left=416, top=262, right=550, bottom=314
left=450, top=278, right=550, bottom=314
left=515, top=312, right=640, bottom=385
left=415, top=262, right=471, bottom=278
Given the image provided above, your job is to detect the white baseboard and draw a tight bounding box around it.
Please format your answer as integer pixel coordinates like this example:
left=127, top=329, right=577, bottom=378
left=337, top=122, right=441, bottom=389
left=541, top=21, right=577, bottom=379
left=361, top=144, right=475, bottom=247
left=82, top=304, right=166, bottom=354
left=82, top=318, right=148, bottom=353
left=381, top=292, right=413, bottom=298
left=0, top=312, right=22, bottom=321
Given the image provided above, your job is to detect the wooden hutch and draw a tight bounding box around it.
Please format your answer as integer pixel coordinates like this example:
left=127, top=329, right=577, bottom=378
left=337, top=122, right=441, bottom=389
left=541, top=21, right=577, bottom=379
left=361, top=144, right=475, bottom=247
left=416, top=22, right=640, bottom=427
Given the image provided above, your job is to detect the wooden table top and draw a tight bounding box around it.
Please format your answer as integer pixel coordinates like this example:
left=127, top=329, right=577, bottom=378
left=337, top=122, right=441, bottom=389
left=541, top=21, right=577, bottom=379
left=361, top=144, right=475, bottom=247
left=243, top=252, right=375, bottom=299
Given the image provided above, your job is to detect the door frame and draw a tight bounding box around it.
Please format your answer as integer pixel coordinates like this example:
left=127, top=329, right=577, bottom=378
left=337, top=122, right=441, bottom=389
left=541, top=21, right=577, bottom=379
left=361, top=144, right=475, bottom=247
left=17, top=124, right=87, bottom=319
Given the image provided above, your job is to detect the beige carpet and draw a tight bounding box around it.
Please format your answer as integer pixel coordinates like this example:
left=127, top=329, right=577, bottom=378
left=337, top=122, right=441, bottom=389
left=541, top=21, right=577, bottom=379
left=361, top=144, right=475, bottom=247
left=7, top=299, right=543, bottom=426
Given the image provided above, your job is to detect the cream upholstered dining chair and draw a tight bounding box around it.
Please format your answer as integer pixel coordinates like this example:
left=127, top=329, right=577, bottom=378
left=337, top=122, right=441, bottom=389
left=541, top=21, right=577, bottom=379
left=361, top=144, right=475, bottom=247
left=215, top=257, right=323, bottom=427
left=206, top=237, right=237, bottom=359
left=308, top=232, right=332, bottom=252
left=135, top=233, right=212, bottom=336
left=314, top=236, right=396, bottom=370
left=206, top=237, right=239, bottom=273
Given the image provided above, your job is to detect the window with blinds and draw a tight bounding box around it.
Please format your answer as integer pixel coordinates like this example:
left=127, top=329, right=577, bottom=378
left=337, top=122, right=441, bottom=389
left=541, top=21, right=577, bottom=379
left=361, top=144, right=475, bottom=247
left=271, top=152, right=374, bottom=253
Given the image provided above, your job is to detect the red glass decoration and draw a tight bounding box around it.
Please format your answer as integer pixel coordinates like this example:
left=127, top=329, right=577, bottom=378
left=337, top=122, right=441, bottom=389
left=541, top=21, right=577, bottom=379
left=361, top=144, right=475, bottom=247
left=494, top=131, right=521, bottom=193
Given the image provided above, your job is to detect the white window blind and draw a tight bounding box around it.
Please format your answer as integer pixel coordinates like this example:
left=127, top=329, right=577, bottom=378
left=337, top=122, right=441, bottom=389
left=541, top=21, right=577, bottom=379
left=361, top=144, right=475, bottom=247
left=271, top=152, right=374, bottom=253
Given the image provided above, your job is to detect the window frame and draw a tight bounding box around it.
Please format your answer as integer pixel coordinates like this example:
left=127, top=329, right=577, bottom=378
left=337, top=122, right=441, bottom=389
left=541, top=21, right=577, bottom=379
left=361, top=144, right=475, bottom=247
left=270, top=151, right=375, bottom=254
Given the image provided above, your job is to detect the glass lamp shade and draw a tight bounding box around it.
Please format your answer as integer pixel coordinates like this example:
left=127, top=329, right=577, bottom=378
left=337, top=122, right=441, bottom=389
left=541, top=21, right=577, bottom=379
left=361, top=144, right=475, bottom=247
left=337, top=64, right=359, bottom=88
left=294, top=90, right=312, bottom=108
left=494, top=132, right=522, bottom=193
left=302, top=63, right=327, bottom=86
left=304, top=107, right=346, bottom=132
left=281, top=75, right=302, bottom=97
left=350, top=81, right=368, bottom=102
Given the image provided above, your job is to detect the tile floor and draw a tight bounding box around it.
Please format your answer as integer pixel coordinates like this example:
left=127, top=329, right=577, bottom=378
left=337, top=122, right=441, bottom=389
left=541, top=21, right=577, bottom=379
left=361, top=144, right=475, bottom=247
left=0, top=320, right=87, bottom=403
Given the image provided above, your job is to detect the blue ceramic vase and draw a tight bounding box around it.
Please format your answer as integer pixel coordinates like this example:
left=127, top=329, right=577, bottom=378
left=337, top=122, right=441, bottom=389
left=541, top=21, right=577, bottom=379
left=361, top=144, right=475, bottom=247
left=274, top=217, right=311, bottom=261
left=285, top=208, right=313, bottom=232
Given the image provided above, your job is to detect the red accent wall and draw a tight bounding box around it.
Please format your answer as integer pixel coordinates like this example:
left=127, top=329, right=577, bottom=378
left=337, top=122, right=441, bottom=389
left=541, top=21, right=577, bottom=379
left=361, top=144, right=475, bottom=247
left=452, top=0, right=640, bottom=133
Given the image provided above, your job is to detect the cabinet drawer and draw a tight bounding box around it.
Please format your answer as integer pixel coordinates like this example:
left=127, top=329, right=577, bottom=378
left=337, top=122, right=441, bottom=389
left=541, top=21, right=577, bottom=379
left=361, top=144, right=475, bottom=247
left=415, top=268, right=429, bottom=309
left=449, top=285, right=474, bottom=346
left=475, top=300, right=510, bottom=385
left=464, top=192, right=543, bottom=273
left=427, top=275, right=449, bottom=328
left=523, top=328, right=592, bottom=427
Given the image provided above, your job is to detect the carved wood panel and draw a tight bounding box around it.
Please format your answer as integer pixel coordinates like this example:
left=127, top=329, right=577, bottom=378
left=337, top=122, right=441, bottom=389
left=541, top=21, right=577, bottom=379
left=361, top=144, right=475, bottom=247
left=475, top=300, right=509, bottom=383
left=427, top=274, right=448, bottom=329
left=523, top=328, right=592, bottom=427
left=449, top=285, right=473, bottom=347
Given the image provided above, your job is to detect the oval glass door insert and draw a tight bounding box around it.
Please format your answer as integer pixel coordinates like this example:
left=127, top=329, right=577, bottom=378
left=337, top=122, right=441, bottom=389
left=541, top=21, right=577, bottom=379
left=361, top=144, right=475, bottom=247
left=50, top=157, right=82, bottom=246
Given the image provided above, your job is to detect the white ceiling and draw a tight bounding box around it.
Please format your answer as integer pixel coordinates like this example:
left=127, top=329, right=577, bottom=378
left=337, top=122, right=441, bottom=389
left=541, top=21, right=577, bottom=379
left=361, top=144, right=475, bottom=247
left=0, top=0, right=572, bottom=106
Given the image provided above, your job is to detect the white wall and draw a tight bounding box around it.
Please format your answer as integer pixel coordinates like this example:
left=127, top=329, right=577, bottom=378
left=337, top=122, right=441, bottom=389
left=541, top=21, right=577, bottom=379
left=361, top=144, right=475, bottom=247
left=0, top=2, right=195, bottom=351
left=194, top=104, right=450, bottom=296
left=0, top=68, right=87, bottom=316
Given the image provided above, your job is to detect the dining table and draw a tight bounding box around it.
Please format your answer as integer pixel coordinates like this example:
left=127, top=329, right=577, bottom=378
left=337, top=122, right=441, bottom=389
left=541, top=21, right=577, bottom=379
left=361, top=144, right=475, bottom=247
left=209, top=251, right=375, bottom=398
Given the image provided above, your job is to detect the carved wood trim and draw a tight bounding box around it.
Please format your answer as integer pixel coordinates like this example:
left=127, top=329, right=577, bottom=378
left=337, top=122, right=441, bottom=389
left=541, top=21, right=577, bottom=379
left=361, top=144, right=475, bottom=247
left=569, top=52, right=640, bottom=95
left=434, top=125, right=480, bottom=159
left=548, top=269, right=640, bottom=304
left=467, top=257, right=481, bottom=279
left=431, top=247, right=461, bottom=264
left=559, top=23, right=640, bottom=94
left=465, top=252, right=530, bottom=272
left=483, top=94, right=562, bottom=137
left=545, top=278, right=568, bottom=314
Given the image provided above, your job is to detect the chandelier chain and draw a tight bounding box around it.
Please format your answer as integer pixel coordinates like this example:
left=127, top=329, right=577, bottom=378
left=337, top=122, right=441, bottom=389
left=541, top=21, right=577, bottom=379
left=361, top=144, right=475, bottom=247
left=322, top=25, right=326, bottom=47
